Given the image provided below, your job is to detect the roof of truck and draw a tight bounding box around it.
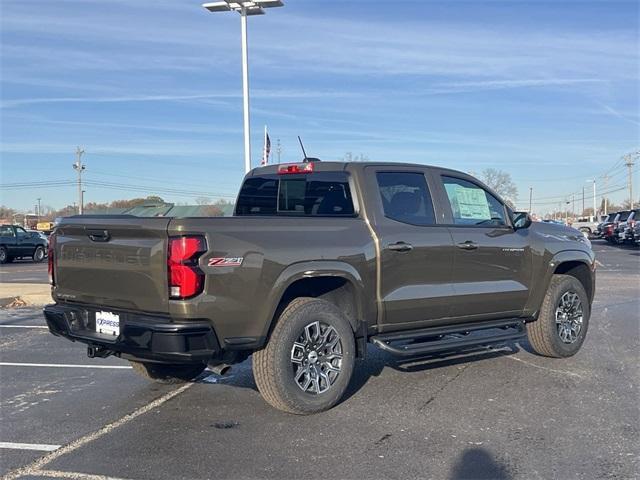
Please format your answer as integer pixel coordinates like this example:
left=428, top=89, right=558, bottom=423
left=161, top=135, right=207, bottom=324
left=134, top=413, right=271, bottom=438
left=250, top=161, right=467, bottom=176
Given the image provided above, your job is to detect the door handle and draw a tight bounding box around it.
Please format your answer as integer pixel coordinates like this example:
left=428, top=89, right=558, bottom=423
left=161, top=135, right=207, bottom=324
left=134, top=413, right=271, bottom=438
left=388, top=242, right=413, bottom=252
left=456, top=241, right=478, bottom=250
left=87, top=229, right=110, bottom=242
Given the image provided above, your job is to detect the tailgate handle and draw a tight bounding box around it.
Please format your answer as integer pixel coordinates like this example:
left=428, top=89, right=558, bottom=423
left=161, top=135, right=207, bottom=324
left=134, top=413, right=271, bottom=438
left=87, top=229, right=111, bottom=242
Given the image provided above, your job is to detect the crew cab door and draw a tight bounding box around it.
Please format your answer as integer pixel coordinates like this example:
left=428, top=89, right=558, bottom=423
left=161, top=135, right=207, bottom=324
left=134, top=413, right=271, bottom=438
left=364, top=167, right=455, bottom=332
left=15, top=227, right=35, bottom=256
left=432, top=172, right=532, bottom=320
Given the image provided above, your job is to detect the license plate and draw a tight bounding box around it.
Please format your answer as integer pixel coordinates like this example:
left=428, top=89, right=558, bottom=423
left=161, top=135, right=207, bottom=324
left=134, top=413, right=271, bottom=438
left=96, top=311, right=120, bottom=337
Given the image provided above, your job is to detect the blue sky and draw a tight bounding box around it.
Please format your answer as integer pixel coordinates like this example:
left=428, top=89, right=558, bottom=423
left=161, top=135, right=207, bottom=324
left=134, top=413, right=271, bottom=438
left=1, top=0, right=638, bottom=215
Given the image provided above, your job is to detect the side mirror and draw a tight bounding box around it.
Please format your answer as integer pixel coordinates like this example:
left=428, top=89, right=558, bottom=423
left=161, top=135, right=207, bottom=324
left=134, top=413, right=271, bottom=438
left=512, top=211, right=532, bottom=230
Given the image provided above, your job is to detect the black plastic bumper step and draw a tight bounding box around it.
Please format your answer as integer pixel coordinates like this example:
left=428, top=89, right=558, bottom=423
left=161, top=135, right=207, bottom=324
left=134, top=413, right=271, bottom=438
left=370, top=318, right=526, bottom=357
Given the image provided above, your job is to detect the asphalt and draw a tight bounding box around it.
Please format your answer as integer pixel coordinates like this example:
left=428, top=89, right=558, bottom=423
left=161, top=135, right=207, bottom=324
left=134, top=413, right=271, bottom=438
left=1, top=240, right=638, bottom=480
left=0, top=262, right=48, bottom=285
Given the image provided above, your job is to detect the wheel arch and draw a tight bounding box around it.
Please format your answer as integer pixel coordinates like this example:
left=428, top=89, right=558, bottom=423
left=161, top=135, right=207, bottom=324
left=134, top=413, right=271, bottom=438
left=261, top=261, right=367, bottom=341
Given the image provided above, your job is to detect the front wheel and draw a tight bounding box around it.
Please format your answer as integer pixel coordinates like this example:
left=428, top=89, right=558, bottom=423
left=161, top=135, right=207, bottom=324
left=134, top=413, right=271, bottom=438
left=130, top=361, right=205, bottom=384
left=253, top=297, right=356, bottom=414
left=33, top=246, right=46, bottom=263
left=526, top=274, right=590, bottom=358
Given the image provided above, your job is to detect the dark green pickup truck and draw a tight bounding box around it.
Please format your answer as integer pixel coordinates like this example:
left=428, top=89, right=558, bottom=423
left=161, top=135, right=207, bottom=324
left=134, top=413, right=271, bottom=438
left=45, top=161, right=595, bottom=414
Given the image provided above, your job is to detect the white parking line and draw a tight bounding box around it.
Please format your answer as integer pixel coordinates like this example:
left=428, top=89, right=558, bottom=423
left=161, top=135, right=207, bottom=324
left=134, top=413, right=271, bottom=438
left=0, top=442, right=60, bottom=452
left=0, top=362, right=132, bottom=369
left=0, top=325, right=48, bottom=329
left=4, top=384, right=193, bottom=480
left=33, top=469, right=134, bottom=480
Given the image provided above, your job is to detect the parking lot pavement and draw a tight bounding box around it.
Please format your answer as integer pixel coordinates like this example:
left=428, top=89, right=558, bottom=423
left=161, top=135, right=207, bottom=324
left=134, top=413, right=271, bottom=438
left=0, top=262, right=48, bottom=285
left=1, top=241, right=638, bottom=480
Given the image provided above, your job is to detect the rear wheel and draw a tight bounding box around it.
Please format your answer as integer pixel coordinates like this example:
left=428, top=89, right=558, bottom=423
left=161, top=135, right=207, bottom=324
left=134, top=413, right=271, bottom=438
left=130, top=361, right=205, bottom=384
left=0, top=247, right=8, bottom=264
left=33, top=246, right=45, bottom=263
left=253, top=297, right=355, bottom=414
left=527, top=274, right=590, bottom=358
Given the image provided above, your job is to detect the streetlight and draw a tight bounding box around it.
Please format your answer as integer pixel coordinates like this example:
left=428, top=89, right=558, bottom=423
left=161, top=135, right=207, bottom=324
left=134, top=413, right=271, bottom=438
left=202, top=0, right=284, bottom=174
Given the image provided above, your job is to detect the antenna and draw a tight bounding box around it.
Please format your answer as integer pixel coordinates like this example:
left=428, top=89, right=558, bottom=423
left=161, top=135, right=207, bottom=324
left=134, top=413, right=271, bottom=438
left=297, top=136, right=308, bottom=160
left=297, top=136, right=321, bottom=163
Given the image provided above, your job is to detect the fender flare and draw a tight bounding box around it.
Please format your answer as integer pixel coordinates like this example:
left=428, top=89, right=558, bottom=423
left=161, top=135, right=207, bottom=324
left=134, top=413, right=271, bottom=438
left=260, top=260, right=367, bottom=339
left=528, top=249, right=595, bottom=315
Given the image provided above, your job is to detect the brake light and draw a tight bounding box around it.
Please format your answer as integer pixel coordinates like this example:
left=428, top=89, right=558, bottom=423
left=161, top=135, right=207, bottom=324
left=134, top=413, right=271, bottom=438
left=277, top=162, right=314, bottom=174
left=168, top=236, right=206, bottom=299
left=47, top=233, right=56, bottom=285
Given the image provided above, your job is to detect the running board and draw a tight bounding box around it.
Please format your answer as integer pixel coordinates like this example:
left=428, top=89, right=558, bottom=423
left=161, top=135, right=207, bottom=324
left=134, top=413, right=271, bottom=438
left=370, top=318, right=526, bottom=357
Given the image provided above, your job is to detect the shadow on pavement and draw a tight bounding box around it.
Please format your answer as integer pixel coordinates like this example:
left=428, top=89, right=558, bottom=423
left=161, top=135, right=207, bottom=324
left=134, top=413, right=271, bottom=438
left=449, top=447, right=513, bottom=480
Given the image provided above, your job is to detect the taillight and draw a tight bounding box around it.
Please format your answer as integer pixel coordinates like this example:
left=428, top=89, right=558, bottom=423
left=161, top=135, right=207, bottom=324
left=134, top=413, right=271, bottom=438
left=48, top=233, right=56, bottom=285
left=277, top=162, right=314, bottom=174
left=168, top=236, right=206, bottom=299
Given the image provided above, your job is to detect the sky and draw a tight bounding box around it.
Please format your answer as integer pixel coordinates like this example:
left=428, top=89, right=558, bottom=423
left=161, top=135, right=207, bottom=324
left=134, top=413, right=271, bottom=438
left=1, top=0, right=638, bottom=215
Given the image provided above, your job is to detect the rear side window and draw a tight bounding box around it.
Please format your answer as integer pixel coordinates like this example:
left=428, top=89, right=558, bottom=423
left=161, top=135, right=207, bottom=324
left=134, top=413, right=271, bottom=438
left=235, top=172, right=355, bottom=216
left=442, top=176, right=507, bottom=226
left=0, top=226, right=15, bottom=237
left=376, top=172, right=435, bottom=226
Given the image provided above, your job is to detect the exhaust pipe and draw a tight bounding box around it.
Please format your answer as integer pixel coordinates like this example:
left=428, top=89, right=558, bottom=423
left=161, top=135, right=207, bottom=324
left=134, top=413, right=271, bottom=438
left=209, top=363, right=232, bottom=376
left=87, top=345, right=113, bottom=358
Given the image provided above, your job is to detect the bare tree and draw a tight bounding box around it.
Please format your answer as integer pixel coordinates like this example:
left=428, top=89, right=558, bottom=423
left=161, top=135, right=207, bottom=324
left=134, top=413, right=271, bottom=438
left=481, top=168, right=518, bottom=208
left=195, top=196, right=212, bottom=205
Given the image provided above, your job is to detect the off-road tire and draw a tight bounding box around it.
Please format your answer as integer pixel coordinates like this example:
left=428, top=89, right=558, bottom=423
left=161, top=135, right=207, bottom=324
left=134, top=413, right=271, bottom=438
left=130, top=361, right=205, bottom=384
left=33, top=246, right=46, bottom=263
left=0, top=247, right=8, bottom=264
left=253, top=297, right=356, bottom=415
left=527, top=274, right=590, bottom=358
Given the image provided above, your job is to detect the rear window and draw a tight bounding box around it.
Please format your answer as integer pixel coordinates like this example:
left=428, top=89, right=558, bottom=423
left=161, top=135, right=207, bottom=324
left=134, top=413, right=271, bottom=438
left=235, top=172, right=355, bottom=216
left=618, top=211, right=631, bottom=221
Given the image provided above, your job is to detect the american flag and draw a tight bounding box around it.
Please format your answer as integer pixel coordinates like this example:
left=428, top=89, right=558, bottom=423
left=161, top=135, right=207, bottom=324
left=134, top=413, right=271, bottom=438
left=261, top=126, right=271, bottom=166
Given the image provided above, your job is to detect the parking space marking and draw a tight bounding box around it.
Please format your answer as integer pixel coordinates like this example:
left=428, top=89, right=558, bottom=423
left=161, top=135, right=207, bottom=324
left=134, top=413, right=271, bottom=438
left=0, top=363, right=132, bottom=369
left=26, top=469, right=133, bottom=480
left=0, top=325, right=48, bottom=329
left=3, top=383, right=193, bottom=480
left=506, top=355, right=585, bottom=379
left=0, top=442, right=61, bottom=452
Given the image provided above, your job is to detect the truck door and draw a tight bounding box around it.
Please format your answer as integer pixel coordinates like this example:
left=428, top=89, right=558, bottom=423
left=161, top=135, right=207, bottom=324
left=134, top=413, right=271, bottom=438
left=15, top=227, right=35, bottom=257
left=433, top=173, right=533, bottom=320
left=364, top=167, right=455, bottom=332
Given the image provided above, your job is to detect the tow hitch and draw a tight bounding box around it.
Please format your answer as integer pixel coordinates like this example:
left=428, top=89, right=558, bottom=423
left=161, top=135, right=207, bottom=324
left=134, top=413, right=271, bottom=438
left=87, top=345, right=113, bottom=358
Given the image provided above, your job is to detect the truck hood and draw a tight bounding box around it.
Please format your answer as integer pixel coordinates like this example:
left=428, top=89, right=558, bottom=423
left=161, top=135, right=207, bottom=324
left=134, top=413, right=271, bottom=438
left=530, top=221, right=592, bottom=248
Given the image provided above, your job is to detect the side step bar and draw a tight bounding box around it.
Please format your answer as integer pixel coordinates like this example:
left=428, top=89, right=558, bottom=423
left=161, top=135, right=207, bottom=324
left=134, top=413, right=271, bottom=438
left=370, top=318, right=526, bottom=357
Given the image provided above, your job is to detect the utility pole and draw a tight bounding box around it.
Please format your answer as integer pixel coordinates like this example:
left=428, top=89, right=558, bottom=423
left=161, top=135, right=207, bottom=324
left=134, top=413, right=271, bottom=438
left=37, top=198, right=41, bottom=222
left=581, top=187, right=584, bottom=216
left=592, top=179, right=596, bottom=220
left=73, top=147, right=86, bottom=214
left=623, top=151, right=637, bottom=209
left=572, top=194, right=575, bottom=222
left=529, top=187, right=532, bottom=213
left=602, top=173, right=609, bottom=215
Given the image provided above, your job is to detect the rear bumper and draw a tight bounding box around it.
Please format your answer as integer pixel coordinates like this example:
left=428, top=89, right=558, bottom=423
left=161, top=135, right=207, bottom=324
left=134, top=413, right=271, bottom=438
left=43, top=303, right=220, bottom=364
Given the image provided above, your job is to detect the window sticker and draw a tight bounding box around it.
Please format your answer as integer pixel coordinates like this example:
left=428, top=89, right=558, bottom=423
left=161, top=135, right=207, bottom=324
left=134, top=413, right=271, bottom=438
left=445, top=184, right=491, bottom=219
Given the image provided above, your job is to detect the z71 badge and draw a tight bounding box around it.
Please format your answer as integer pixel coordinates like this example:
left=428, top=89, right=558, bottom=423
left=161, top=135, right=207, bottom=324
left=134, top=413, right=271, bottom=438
left=208, top=257, right=244, bottom=267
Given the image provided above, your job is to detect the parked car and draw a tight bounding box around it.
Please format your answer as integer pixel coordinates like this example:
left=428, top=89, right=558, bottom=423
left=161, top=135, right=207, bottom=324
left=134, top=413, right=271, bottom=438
left=0, top=224, right=49, bottom=263
left=633, top=222, right=640, bottom=246
left=44, top=161, right=595, bottom=414
left=611, top=210, right=632, bottom=244
left=615, top=209, right=639, bottom=244
left=571, top=216, right=600, bottom=235
left=595, top=213, right=617, bottom=238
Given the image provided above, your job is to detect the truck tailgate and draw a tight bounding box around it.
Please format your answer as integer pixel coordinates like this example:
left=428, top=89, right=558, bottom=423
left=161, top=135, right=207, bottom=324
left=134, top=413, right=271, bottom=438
left=53, top=217, right=171, bottom=313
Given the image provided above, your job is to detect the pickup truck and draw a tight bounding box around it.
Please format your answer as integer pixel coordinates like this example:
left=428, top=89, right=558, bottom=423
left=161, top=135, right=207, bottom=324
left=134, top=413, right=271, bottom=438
left=0, top=224, right=48, bottom=264
left=44, top=161, right=596, bottom=414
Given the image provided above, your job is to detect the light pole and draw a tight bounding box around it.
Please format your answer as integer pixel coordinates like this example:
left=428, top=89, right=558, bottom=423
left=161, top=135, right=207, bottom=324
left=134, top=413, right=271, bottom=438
left=203, top=0, right=284, bottom=174
left=73, top=147, right=85, bottom=214
left=587, top=179, right=596, bottom=220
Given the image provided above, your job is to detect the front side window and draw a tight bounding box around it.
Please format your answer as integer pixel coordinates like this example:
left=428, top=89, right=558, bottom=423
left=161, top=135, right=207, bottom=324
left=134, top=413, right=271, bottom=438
left=376, top=172, right=435, bottom=226
left=442, top=176, right=507, bottom=226
left=235, top=172, right=355, bottom=216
